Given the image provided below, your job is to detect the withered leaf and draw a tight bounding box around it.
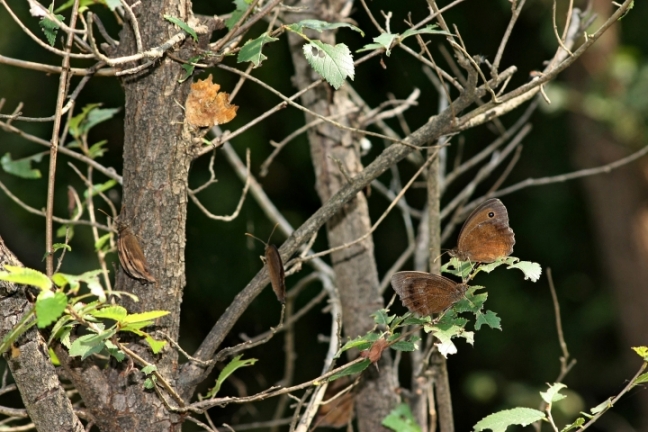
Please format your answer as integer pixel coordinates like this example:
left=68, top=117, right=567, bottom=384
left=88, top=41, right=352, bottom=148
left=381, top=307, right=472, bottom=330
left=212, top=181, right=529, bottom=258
left=185, top=74, right=238, bottom=127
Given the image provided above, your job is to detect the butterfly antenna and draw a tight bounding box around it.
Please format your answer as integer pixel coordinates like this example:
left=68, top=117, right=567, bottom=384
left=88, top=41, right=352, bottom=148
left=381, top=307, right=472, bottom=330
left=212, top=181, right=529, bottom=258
left=245, top=232, right=268, bottom=247
left=267, top=222, right=280, bottom=244
left=433, top=249, right=450, bottom=264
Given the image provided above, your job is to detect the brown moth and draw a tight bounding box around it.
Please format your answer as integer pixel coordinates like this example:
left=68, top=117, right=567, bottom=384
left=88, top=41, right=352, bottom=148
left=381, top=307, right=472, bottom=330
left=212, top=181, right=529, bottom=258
left=246, top=224, right=285, bottom=304
left=115, top=217, right=156, bottom=285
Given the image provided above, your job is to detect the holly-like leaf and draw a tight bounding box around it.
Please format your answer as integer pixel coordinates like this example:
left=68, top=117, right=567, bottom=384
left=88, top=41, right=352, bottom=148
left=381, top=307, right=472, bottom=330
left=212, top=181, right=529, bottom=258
left=1, top=153, right=43, bottom=179
left=144, top=334, right=166, bottom=354
left=40, top=9, right=64, bottom=46
left=35, top=291, right=68, bottom=328
left=225, top=0, right=253, bottom=29
left=506, top=260, right=542, bottom=282
left=237, top=32, right=279, bottom=67
left=473, top=407, right=546, bottom=432
left=632, top=346, right=648, bottom=361
left=372, top=309, right=394, bottom=326
left=475, top=310, right=501, bottom=331
left=164, top=15, right=197, bottom=42
left=303, top=41, right=354, bottom=89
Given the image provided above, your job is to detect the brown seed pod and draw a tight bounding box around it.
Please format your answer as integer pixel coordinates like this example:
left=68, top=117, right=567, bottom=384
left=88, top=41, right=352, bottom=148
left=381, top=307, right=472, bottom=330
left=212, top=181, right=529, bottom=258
left=246, top=225, right=285, bottom=304
left=116, top=219, right=156, bottom=285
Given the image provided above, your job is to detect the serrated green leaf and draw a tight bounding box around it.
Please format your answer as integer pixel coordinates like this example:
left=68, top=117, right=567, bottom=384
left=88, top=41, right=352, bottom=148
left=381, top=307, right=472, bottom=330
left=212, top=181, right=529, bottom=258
left=164, top=15, right=197, bottom=41
left=120, top=321, right=156, bottom=332
left=144, top=334, right=166, bottom=354
left=287, top=19, right=364, bottom=37
left=475, top=310, right=501, bottom=331
left=36, top=291, right=68, bottom=328
left=427, top=321, right=472, bottom=357
left=474, top=407, right=546, bottom=432
left=327, top=359, right=371, bottom=382
left=69, top=333, right=104, bottom=359
left=89, top=305, right=128, bottom=321
left=40, top=10, right=65, bottom=46
left=237, top=33, right=279, bottom=67
left=441, top=258, right=473, bottom=279
left=372, top=309, right=394, bottom=326
left=1, top=153, right=42, bottom=179
left=122, top=310, right=170, bottom=324
left=205, top=355, right=258, bottom=398
left=0, top=265, right=52, bottom=291
left=541, top=383, right=567, bottom=404
left=402, top=314, right=432, bottom=326
left=382, top=403, right=421, bottom=432
left=303, top=40, right=354, bottom=89
left=368, top=33, right=398, bottom=56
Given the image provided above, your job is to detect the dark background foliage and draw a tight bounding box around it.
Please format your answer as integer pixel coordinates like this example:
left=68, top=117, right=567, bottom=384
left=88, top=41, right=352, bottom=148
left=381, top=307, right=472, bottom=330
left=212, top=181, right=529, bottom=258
left=1, top=0, right=647, bottom=430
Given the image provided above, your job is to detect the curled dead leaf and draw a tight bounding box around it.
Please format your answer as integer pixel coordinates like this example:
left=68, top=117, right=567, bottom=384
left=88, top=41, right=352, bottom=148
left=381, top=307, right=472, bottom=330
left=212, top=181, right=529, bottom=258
left=185, top=74, right=238, bottom=127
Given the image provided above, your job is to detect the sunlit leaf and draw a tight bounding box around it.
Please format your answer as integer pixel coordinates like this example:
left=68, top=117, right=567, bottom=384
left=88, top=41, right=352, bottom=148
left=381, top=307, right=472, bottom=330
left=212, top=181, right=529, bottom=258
left=474, top=407, right=546, bottom=432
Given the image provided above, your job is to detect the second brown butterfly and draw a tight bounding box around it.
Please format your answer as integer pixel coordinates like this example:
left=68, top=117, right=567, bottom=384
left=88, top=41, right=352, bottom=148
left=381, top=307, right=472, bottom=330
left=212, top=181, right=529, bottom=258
left=391, top=271, right=468, bottom=316
left=116, top=220, right=156, bottom=285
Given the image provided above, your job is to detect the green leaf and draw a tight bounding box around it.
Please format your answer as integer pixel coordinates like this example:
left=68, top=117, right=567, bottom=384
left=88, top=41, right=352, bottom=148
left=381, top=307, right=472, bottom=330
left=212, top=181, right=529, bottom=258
left=372, top=309, right=394, bottom=326
left=382, top=403, right=422, bottom=432
left=179, top=55, right=203, bottom=83
left=1, top=153, right=42, bottom=179
left=287, top=19, right=364, bottom=37
left=104, top=0, right=121, bottom=11
left=69, top=329, right=115, bottom=359
left=441, top=258, right=473, bottom=280
left=120, top=321, right=156, bottom=332
left=89, top=305, right=128, bottom=321
left=225, top=0, right=253, bottom=30
left=390, top=340, right=417, bottom=351
left=143, top=376, right=156, bottom=389
left=401, top=314, right=431, bottom=326
left=474, top=407, right=546, bottom=432
left=0, top=265, right=52, bottom=291
left=327, top=359, right=371, bottom=382
left=144, top=334, right=167, bottom=354
left=560, top=417, right=585, bottom=432
left=205, top=355, right=258, bottom=398
left=83, top=180, right=118, bottom=198
left=358, top=33, right=398, bottom=56
left=35, top=291, right=68, bottom=328
left=590, top=397, right=613, bottom=414
left=52, top=243, right=71, bottom=253
left=506, top=260, right=542, bottom=282
left=69, top=105, right=119, bottom=139
left=94, top=233, right=111, bottom=252
left=87, top=140, right=108, bottom=159
left=237, top=32, right=280, bottom=67
left=303, top=41, right=354, bottom=89
left=0, top=309, right=37, bottom=356
left=336, top=332, right=380, bottom=357
left=40, top=8, right=65, bottom=46
left=164, top=15, right=198, bottom=41
left=426, top=320, right=472, bottom=357
left=400, top=24, right=450, bottom=41
left=475, top=310, right=501, bottom=331
left=540, top=383, right=567, bottom=404
left=57, top=224, right=74, bottom=240
left=631, top=346, right=648, bottom=361
left=104, top=340, right=125, bottom=361
left=142, top=364, right=157, bottom=375
left=634, top=372, right=648, bottom=386
left=122, top=310, right=170, bottom=324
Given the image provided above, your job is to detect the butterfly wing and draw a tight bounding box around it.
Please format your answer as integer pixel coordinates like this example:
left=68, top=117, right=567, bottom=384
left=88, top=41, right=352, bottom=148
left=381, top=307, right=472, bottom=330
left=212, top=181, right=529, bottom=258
left=391, top=271, right=467, bottom=316
left=454, top=198, right=515, bottom=263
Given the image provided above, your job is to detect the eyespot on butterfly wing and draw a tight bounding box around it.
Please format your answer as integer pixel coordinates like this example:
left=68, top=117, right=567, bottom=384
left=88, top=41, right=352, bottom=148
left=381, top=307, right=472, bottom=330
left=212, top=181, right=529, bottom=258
left=391, top=271, right=468, bottom=316
left=450, top=198, right=515, bottom=263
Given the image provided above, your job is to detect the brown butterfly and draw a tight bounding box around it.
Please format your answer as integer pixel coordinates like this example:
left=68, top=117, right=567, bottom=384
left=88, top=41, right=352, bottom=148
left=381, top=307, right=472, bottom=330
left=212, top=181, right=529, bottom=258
left=449, top=198, right=515, bottom=263
left=246, top=225, right=286, bottom=304
left=116, top=219, right=156, bottom=285
left=391, top=271, right=468, bottom=316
